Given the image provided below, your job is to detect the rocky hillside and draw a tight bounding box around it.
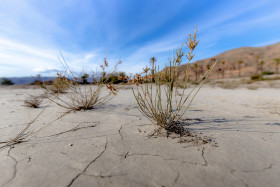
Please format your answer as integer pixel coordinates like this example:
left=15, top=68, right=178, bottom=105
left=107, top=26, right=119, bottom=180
left=177, top=42, right=280, bottom=81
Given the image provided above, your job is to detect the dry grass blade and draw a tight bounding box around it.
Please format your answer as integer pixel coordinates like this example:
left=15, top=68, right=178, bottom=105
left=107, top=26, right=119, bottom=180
left=0, top=94, right=61, bottom=148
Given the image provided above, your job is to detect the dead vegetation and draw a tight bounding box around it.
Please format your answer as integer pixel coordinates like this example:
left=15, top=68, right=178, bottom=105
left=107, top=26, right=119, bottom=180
left=41, top=76, right=71, bottom=94
left=42, top=52, right=119, bottom=111
left=0, top=31, right=218, bottom=149
left=0, top=96, right=61, bottom=148
left=0, top=52, right=120, bottom=148
left=129, top=29, right=216, bottom=136
left=149, top=126, right=216, bottom=146
left=247, top=85, right=259, bottom=90
left=217, top=81, right=240, bottom=89
left=23, top=95, right=43, bottom=108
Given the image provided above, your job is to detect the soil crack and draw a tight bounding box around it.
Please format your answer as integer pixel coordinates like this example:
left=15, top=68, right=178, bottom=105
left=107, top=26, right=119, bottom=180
left=118, top=125, right=123, bottom=140
left=172, top=172, right=180, bottom=187
left=241, top=164, right=274, bottom=173
left=126, top=152, right=207, bottom=166
left=83, top=173, right=127, bottom=179
left=201, top=147, right=208, bottom=166
left=230, top=170, right=248, bottom=187
left=66, top=139, right=108, bottom=187
left=2, top=146, right=18, bottom=186
left=48, top=122, right=99, bottom=137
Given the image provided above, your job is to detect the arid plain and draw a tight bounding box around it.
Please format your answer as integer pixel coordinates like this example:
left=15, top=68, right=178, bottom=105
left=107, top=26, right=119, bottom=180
left=0, top=84, right=279, bottom=187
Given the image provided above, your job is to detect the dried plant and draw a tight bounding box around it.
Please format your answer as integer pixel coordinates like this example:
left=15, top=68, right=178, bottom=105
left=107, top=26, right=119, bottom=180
left=130, top=29, right=216, bottom=135
left=274, top=58, right=280, bottom=74
left=24, top=95, right=43, bottom=108
left=0, top=53, right=120, bottom=148
left=221, top=61, right=226, bottom=79
left=0, top=94, right=65, bottom=148
left=238, top=60, right=244, bottom=77
left=150, top=57, right=157, bottom=83
left=192, top=63, right=199, bottom=81
left=218, top=80, right=240, bottom=89
left=43, top=51, right=120, bottom=111
left=43, top=76, right=72, bottom=94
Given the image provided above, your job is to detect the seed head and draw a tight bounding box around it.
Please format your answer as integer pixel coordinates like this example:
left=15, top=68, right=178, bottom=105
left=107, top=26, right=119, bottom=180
left=143, top=66, right=150, bottom=73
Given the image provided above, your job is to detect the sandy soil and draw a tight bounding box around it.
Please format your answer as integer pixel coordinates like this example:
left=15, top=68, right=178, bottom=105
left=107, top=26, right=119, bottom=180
left=0, top=85, right=279, bottom=187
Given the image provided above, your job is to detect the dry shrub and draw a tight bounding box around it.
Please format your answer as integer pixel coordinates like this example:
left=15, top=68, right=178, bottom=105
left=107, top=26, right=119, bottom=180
left=47, top=77, right=71, bottom=93
left=218, top=81, right=240, bottom=89
left=215, top=80, right=224, bottom=84
left=247, top=85, right=259, bottom=90
left=251, top=74, right=263, bottom=81
left=130, top=29, right=216, bottom=135
left=240, top=78, right=253, bottom=84
left=149, top=126, right=216, bottom=146
left=0, top=53, right=119, bottom=148
left=24, top=95, right=43, bottom=108
left=267, top=80, right=278, bottom=88
left=43, top=52, right=119, bottom=111
left=52, top=84, right=115, bottom=111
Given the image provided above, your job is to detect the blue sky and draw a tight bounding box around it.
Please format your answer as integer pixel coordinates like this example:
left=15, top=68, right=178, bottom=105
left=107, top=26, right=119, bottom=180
left=1, top=0, right=280, bottom=77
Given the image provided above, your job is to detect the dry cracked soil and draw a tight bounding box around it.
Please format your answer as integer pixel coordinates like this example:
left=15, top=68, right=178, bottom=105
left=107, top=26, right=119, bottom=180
left=0, top=85, right=279, bottom=187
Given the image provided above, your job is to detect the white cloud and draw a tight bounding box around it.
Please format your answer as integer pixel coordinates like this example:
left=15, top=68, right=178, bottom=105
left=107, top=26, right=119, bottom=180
left=0, top=38, right=57, bottom=61
left=0, top=0, right=280, bottom=77
left=0, top=37, right=104, bottom=77
left=85, top=54, right=95, bottom=61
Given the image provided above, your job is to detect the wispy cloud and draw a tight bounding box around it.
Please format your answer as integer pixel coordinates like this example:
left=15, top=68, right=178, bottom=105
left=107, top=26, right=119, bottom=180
left=0, top=37, right=104, bottom=76
left=34, top=68, right=62, bottom=74
left=0, top=0, right=280, bottom=76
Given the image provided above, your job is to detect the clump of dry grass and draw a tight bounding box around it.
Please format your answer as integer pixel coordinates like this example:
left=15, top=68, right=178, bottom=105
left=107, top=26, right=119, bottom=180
left=0, top=52, right=120, bottom=149
left=52, top=84, right=114, bottom=111
left=129, top=29, right=216, bottom=135
left=0, top=94, right=62, bottom=148
left=247, top=85, right=259, bottom=90
left=218, top=80, right=240, bottom=89
left=42, top=76, right=72, bottom=94
left=240, top=78, right=253, bottom=84
left=24, top=95, right=43, bottom=108
left=43, top=52, right=119, bottom=111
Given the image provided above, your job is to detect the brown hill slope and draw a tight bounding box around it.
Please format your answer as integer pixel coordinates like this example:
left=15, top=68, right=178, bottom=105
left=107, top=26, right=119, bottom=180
left=177, top=42, right=280, bottom=81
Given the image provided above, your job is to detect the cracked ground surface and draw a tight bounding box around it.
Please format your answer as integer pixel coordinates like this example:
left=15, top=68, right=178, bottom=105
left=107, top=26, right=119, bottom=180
left=0, top=86, right=280, bottom=187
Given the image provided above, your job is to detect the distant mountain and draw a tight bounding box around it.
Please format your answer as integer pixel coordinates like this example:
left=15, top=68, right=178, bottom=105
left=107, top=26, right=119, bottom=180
left=0, top=76, right=56, bottom=85
left=176, top=42, right=280, bottom=81
left=1, top=75, right=102, bottom=85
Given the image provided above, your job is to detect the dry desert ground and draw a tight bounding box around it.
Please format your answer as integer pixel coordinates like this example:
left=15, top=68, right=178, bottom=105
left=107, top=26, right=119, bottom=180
left=0, top=85, right=279, bottom=187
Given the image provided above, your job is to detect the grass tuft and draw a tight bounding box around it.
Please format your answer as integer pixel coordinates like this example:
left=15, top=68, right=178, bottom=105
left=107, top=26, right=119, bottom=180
left=130, top=28, right=216, bottom=135
left=43, top=51, right=119, bottom=111
left=24, top=95, right=43, bottom=108
left=42, top=76, right=71, bottom=94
